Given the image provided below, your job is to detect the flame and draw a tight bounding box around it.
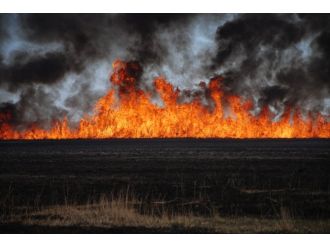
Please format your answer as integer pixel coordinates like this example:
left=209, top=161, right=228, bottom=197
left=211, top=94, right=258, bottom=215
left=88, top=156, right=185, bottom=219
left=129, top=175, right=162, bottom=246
left=0, top=59, right=329, bottom=139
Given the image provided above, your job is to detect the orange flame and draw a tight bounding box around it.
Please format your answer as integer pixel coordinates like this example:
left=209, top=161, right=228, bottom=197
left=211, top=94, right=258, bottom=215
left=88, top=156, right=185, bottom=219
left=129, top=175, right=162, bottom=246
left=0, top=59, right=329, bottom=139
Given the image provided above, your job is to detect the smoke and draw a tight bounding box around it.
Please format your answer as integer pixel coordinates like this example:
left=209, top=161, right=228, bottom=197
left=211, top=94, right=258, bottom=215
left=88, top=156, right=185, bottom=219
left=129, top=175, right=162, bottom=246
left=0, top=13, right=329, bottom=129
left=210, top=14, right=330, bottom=118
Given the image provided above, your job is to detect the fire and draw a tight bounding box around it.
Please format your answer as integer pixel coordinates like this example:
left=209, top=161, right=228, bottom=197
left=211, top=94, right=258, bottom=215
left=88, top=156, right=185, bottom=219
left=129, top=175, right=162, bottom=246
left=0, top=59, right=329, bottom=139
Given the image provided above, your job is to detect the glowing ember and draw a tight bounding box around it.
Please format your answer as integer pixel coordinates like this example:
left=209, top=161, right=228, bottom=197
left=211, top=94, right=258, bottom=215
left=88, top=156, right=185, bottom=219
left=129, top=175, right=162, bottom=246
left=0, top=60, right=329, bottom=139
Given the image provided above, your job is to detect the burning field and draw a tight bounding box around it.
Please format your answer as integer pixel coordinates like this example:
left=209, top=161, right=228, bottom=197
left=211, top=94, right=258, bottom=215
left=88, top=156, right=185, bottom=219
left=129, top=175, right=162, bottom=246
left=1, top=59, right=329, bottom=139
left=0, top=14, right=330, bottom=233
left=0, top=14, right=329, bottom=139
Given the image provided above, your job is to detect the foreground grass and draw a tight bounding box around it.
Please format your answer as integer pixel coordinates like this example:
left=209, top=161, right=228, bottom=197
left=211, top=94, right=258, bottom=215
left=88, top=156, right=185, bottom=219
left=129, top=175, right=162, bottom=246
left=2, top=194, right=330, bottom=233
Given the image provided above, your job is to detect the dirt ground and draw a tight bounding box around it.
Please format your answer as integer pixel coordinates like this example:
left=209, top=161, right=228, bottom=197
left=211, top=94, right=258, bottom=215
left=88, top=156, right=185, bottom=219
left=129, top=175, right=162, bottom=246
left=0, top=139, right=329, bottom=233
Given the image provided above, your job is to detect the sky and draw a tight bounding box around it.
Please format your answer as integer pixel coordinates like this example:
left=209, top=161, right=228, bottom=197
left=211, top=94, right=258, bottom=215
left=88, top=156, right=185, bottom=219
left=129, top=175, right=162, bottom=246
left=0, top=14, right=329, bottom=129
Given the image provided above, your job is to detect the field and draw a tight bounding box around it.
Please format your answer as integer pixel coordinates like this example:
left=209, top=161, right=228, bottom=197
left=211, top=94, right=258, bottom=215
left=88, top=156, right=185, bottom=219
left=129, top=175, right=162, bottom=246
left=0, top=139, right=329, bottom=233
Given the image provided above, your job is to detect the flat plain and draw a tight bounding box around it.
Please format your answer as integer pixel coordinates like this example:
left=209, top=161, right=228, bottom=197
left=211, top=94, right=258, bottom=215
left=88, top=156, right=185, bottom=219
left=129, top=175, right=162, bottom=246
left=0, top=139, right=329, bottom=233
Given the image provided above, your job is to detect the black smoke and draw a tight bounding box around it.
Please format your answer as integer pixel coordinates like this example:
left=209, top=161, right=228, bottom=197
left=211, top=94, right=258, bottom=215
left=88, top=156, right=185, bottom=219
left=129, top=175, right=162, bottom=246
left=211, top=14, right=330, bottom=117
left=0, top=14, right=199, bottom=128
left=0, top=14, right=329, bottom=129
left=1, top=51, right=78, bottom=86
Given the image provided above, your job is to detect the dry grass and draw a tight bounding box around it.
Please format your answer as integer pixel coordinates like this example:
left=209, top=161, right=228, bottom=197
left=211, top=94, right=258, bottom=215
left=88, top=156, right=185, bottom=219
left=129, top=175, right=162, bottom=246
left=3, top=192, right=330, bottom=233
left=276, top=206, right=295, bottom=232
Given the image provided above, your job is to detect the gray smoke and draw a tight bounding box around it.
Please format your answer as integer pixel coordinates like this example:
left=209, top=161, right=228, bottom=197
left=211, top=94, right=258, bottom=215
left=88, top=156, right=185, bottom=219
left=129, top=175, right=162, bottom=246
left=0, top=14, right=329, bottom=129
left=211, top=14, right=330, bottom=119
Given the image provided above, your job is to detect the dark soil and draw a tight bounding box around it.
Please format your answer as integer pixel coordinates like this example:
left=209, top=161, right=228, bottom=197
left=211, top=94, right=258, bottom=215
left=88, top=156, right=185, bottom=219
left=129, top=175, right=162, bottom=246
left=0, top=138, right=329, bottom=232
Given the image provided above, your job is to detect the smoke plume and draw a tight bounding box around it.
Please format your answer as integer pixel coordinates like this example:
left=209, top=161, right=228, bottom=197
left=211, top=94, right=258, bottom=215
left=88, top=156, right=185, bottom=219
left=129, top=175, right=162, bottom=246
left=0, top=13, right=329, bottom=129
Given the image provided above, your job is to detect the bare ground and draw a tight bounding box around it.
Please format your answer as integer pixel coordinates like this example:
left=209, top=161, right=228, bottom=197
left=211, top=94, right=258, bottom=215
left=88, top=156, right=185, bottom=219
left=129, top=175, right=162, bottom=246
left=0, top=139, right=329, bottom=233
